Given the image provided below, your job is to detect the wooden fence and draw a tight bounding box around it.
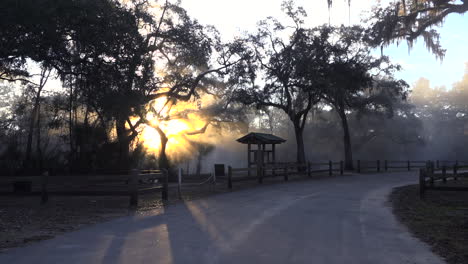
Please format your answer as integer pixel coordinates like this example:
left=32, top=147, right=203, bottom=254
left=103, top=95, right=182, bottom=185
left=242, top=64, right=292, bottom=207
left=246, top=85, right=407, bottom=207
left=226, top=161, right=344, bottom=189
left=357, top=160, right=428, bottom=172
left=224, top=159, right=468, bottom=190
left=0, top=169, right=168, bottom=206
left=419, top=161, right=468, bottom=198
left=175, top=169, right=215, bottom=198
left=434, top=160, right=468, bottom=169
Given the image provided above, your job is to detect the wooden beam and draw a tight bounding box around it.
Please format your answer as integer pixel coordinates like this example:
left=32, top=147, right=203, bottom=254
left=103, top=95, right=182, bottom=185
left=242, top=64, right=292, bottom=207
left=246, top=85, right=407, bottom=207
left=248, top=143, right=252, bottom=179
left=272, top=144, right=276, bottom=164
left=129, top=169, right=139, bottom=207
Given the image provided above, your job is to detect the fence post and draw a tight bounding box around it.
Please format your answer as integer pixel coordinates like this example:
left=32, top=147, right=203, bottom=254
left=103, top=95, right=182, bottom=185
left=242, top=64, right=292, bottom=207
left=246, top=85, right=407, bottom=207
left=428, top=161, right=435, bottom=187
left=454, top=161, right=458, bottom=181
left=384, top=160, right=388, bottom=171
left=407, top=160, right=411, bottom=171
left=419, top=168, right=425, bottom=199
left=442, top=166, right=447, bottom=183
left=377, top=160, right=380, bottom=172
left=307, top=162, right=311, bottom=177
left=340, top=161, right=344, bottom=175
left=212, top=166, right=217, bottom=188
left=430, top=169, right=435, bottom=186
left=41, top=171, right=49, bottom=204
left=329, top=161, right=332, bottom=176
left=178, top=168, right=182, bottom=199
left=162, top=169, right=169, bottom=201
left=357, top=160, right=361, bottom=173
left=228, top=166, right=232, bottom=189
left=258, top=166, right=264, bottom=184
left=284, top=165, right=289, bottom=181
left=130, top=169, right=139, bottom=207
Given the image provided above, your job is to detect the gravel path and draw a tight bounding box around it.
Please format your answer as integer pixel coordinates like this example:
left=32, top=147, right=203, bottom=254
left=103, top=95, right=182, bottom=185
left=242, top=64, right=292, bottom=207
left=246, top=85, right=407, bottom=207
left=0, top=172, right=446, bottom=264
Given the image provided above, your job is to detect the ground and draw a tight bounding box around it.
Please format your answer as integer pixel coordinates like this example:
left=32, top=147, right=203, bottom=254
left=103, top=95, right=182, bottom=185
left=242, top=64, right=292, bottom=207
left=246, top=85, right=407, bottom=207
left=0, top=183, right=223, bottom=250
left=0, top=175, right=313, bottom=250
left=391, top=180, right=468, bottom=264
left=0, top=171, right=446, bottom=264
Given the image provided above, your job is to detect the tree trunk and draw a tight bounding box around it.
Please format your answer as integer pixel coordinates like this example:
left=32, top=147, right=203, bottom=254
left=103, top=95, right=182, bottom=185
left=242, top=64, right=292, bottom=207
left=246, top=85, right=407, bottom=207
left=293, top=124, right=306, bottom=164
left=155, top=126, right=170, bottom=170
left=24, top=68, right=50, bottom=172
left=24, top=103, right=37, bottom=167
left=115, top=117, right=130, bottom=170
left=36, top=102, right=43, bottom=172
left=338, top=108, right=353, bottom=170
left=196, top=152, right=202, bottom=176
left=68, top=81, right=75, bottom=172
left=25, top=87, right=43, bottom=171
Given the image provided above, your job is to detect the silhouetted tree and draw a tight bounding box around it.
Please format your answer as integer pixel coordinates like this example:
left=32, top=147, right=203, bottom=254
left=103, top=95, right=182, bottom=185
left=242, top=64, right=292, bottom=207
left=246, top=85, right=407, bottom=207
left=320, top=26, right=409, bottom=169
left=1, top=0, right=242, bottom=171
left=230, top=2, right=327, bottom=164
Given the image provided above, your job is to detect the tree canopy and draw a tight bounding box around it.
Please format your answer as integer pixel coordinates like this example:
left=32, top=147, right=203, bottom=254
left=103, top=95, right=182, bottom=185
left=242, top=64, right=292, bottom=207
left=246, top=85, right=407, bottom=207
left=320, top=25, right=409, bottom=169
left=366, top=0, right=468, bottom=59
left=230, top=2, right=408, bottom=165
left=229, top=2, right=329, bottom=163
left=0, top=0, right=243, bottom=171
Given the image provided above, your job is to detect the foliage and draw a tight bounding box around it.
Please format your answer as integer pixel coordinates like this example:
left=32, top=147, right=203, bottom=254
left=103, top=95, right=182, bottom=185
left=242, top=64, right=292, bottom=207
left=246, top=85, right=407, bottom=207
left=230, top=2, right=332, bottom=163
left=321, top=26, right=409, bottom=117
left=365, top=0, right=468, bottom=59
left=0, top=0, right=243, bottom=171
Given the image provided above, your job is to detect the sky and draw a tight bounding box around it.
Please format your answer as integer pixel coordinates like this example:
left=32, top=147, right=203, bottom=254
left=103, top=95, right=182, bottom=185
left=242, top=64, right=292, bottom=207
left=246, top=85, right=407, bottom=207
left=181, top=0, right=468, bottom=89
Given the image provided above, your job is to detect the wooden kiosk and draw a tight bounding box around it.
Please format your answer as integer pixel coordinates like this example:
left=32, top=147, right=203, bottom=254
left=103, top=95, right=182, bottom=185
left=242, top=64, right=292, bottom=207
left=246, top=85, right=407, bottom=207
left=236, top=132, right=286, bottom=176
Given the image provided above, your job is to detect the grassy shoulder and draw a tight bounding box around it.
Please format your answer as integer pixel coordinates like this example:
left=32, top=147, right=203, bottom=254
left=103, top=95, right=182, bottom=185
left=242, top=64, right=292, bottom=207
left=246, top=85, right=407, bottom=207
left=390, top=182, right=468, bottom=264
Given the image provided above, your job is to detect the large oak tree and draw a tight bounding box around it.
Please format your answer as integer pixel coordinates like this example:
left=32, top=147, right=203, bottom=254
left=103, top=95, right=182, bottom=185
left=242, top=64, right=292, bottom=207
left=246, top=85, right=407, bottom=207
left=230, top=2, right=328, bottom=164
left=320, top=26, right=409, bottom=170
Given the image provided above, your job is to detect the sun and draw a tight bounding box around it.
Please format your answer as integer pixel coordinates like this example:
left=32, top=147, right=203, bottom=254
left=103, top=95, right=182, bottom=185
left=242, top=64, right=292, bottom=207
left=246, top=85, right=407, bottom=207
left=132, top=94, right=216, bottom=162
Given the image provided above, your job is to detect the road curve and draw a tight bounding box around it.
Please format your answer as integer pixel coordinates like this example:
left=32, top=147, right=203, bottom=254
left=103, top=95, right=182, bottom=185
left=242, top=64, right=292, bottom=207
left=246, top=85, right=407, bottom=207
left=0, top=172, right=446, bottom=264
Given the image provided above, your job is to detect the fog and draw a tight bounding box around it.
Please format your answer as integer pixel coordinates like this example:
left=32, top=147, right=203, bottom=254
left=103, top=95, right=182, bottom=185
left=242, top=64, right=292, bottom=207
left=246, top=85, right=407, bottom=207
left=182, top=63, right=468, bottom=173
left=1, top=0, right=467, bottom=176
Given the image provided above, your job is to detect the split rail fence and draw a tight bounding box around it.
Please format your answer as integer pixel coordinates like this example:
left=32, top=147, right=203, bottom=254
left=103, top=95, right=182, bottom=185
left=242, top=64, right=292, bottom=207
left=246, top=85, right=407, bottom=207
left=356, top=160, right=427, bottom=172
left=419, top=161, right=468, bottom=198
left=226, top=161, right=344, bottom=189
left=0, top=169, right=168, bottom=206
left=175, top=169, right=216, bottom=198
left=225, top=159, right=468, bottom=190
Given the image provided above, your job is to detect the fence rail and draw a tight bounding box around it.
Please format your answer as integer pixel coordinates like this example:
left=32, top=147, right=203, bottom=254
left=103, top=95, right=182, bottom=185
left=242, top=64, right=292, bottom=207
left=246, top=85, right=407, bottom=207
left=356, top=160, right=432, bottom=172
left=175, top=169, right=216, bottom=199
left=419, top=161, right=468, bottom=198
left=226, top=161, right=344, bottom=189
left=0, top=169, right=169, bottom=206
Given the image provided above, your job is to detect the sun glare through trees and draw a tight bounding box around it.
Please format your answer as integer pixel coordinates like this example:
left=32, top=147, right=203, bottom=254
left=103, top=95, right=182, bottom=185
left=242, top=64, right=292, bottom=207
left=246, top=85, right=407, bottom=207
left=1, top=1, right=468, bottom=263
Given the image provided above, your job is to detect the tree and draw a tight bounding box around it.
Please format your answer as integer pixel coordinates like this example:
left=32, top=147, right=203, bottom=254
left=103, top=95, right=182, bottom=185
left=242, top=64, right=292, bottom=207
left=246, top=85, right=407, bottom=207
left=24, top=66, right=52, bottom=171
left=230, top=2, right=327, bottom=164
left=320, top=26, right=408, bottom=169
left=80, top=1, right=243, bottom=170
left=366, top=0, right=468, bottom=59
left=139, top=85, right=248, bottom=171
left=325, top=0, right=468, bottom=58
left=407, top=71, right=468, bottom=159
left=0, top=0, right=148, bottom=169
left=1, top=0, right=242, bottom=170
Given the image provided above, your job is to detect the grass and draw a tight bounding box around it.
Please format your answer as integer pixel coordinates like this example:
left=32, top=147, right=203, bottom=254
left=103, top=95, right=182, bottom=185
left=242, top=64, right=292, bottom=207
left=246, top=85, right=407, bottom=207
left=390, top=180, right=468, bottom=264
